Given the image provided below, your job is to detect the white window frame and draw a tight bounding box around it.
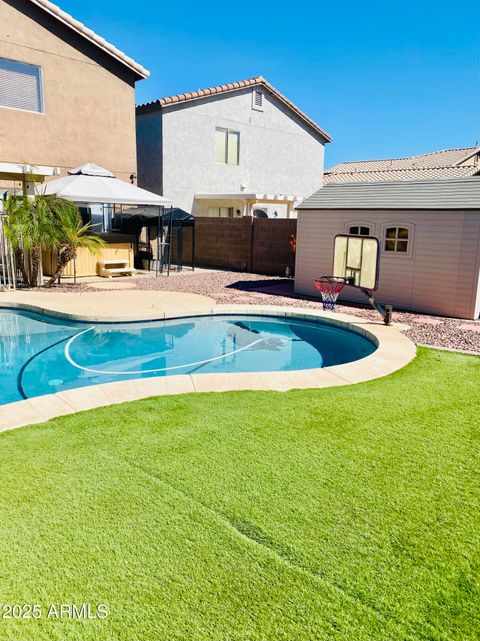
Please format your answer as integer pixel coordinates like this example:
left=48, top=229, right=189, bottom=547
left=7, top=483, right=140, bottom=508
left=0, top=57, right=44, bottom=114
left=215, top=127, right=240, bottom=165
left=208, top=206, right=233, bottom=218
left=252, top=89, right=264, bottom=111
left=381, top=222, right=414, bottom=257
left=345, top=220, right=375, bottom=236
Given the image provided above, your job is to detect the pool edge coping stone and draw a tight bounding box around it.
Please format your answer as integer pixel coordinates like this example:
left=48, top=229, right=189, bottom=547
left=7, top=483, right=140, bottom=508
left=0, top=303, right=416, bottom=432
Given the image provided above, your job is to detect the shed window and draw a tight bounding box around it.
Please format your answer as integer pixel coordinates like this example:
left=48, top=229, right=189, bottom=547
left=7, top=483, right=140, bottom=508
left=0, top=57, right=43, bottom=112
left=215, top=127, right=240, bottom=165
left=384, top=227, right=409, bottom=252
left=349, top=225, right=371, bottom=236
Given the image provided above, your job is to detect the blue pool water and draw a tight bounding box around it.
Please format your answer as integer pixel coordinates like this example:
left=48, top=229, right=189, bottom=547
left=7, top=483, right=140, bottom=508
left=0, top=309, right=376, bottom=404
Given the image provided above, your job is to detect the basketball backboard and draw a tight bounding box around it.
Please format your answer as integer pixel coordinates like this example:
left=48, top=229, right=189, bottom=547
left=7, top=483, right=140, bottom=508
left=332, top=234, right=380, bottom=291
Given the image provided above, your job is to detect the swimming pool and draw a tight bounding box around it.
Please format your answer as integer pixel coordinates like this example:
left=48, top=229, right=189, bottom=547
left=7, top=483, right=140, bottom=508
left=0, top=309, right=376, bottom=405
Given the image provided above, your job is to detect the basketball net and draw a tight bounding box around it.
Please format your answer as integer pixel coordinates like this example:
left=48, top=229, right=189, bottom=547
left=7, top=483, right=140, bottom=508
left=313, top=277, right=348, bottom=311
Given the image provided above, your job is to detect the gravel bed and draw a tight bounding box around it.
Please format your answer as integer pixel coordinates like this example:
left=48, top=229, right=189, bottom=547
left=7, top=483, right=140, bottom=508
left=33, top=270, right=480, bottom=353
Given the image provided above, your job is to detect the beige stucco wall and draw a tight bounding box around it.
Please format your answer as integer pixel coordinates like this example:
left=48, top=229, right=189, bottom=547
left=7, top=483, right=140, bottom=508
left=0, top=0, right=138, bottom=184
left=194, top=198, right=246, bottom=217
left=294, top=209, right=480, bottom=319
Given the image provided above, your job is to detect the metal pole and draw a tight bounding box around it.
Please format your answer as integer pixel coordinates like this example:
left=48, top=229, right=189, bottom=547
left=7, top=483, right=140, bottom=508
left=156, top=206, right=161, bottom=277
left=191, top=221, right=195, bottom=271
left=167, top=207, right=173, bottom=276
left=178, top=223, right=183, bottom=272
left=360, top=289, right=393, bottom=326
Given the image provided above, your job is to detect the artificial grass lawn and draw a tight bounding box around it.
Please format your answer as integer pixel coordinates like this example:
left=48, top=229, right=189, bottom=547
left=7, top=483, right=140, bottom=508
left=0, top=348, right=479, bottom=641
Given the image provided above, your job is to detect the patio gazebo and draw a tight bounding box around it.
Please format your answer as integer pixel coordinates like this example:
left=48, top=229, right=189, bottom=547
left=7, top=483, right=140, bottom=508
left=41, top=163, right=172, bottom=278
left=114, top=206, right=195, bottom=272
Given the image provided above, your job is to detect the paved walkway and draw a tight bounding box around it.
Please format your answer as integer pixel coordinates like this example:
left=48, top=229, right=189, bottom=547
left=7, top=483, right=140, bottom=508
left=0, top=289, right=215, bottom=321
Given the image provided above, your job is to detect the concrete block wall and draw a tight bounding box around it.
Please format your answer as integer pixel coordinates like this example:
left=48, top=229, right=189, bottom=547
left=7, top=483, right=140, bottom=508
left=172, top=218, right=297, bottom=275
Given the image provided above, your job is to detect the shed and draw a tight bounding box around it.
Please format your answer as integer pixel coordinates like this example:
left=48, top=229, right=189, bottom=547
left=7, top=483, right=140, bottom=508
left=294, top=177, right=480, bottom=319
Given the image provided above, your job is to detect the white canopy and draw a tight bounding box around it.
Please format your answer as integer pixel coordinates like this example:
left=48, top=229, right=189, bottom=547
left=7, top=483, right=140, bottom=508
left=40, top=163, right=172, bottom=207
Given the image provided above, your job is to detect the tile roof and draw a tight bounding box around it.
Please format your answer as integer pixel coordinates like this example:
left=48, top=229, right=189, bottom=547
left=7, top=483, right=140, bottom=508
left=137, top=76, right=332, bottom=142
left=325, top=147, right=480, bottom=183
left=29, top=0, right=149, bottom=79
left=297, top=177, right=480, bottom=211
left=324, top=165, right=480, bottom=183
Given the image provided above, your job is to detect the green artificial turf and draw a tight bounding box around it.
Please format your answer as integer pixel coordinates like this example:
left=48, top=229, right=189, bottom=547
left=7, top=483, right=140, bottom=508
left=0, top=347, right=479, bottom=641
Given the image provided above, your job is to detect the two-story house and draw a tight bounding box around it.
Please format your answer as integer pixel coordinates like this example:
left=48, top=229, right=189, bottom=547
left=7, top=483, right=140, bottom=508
left=136, top=76, right=332, bottom=218
left=0, top=0, right=148, bottom=193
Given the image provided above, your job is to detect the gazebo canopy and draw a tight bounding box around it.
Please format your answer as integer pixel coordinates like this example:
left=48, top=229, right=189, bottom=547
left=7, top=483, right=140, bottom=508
left=40, top=163, right=172, bottom=206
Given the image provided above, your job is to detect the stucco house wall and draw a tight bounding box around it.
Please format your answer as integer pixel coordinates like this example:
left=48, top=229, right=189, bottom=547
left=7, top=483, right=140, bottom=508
left=294, top=209, right=480, bottom=319
left=136, top=87, right=327, bottom=214
left=0, top=0, right=140, bottom=184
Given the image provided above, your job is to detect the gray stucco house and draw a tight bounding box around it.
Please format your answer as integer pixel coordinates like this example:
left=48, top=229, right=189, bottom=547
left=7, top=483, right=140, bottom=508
left=136, top=76, right=331, bottom=218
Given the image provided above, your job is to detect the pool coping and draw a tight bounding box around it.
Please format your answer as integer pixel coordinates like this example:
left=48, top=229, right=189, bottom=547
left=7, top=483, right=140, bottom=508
left=0, top=303, right=416, bottom=432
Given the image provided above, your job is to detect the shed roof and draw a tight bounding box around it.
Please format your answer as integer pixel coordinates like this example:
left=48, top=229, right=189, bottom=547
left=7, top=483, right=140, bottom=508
left=297, top=177, right=480, bottom=211
left=137, top=75, right=332, bottom=142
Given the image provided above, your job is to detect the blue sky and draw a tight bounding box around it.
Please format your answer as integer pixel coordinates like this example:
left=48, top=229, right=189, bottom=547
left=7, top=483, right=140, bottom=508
left=59, top=0, right=480, bottom=168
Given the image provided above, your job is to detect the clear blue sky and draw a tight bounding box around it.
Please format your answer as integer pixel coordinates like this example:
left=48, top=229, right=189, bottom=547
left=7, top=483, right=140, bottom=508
left=59, top=0, right=480, bottom=168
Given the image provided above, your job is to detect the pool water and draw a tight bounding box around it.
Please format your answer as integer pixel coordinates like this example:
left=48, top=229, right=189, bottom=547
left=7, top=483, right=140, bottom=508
left=0, top=309, right=376, bottom=405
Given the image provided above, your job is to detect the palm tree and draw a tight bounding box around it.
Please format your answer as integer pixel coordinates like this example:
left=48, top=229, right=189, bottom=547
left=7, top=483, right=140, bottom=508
left=45, top=201, right=104, bottom=287
left=3, top=192, right=57, bottom=287
left=3, top=192, right=104, bottom=287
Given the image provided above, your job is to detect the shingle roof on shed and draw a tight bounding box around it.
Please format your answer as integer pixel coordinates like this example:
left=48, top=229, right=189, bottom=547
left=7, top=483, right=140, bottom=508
left=297, top=177, right=480, bottom=211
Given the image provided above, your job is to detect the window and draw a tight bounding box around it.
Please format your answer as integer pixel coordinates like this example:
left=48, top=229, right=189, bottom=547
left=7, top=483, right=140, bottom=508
left=384, top=227, right=409, bottom=253
left=349, top=225, right=371, bottom=236
left=0, top=57, right=43, bottom=112
left=252, top=89, right=263, bottom=110
left=215, top=127, right=240, bottom=165
left=208, top=207, right=233, bottom=218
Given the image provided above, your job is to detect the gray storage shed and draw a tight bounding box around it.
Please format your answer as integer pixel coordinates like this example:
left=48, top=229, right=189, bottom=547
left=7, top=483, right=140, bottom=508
left=295, top=177, right=480, bottom=319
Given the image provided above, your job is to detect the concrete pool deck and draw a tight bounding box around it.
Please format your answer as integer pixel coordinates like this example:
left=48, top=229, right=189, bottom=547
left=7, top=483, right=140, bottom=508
left=0, top=292, right=416, bottom=432
left=0, top=289, right=216, bottom=322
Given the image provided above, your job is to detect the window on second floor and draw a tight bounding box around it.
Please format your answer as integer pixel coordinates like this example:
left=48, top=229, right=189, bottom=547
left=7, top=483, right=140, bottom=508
left=384, top=226, right=409, bottom=253
left=349, top=225, right=371, bottom=236
left=0, top=57, right=43, bottom=112
left=215, top=127, right=240, bottom=165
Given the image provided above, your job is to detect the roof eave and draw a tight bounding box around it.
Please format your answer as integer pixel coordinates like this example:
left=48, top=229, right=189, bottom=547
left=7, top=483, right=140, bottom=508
left=29, top=0, right=149, bottom=80
left=136, top=77, right=332, bottom=143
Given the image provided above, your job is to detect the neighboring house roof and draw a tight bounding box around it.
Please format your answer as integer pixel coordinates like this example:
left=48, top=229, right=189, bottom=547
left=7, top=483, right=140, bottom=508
left=137, top=76, right=332, bottom=142
left=297, top=177, right=480, bottom=210
left=28, top=0, right=149, bottom=79
left=325, top=147, right=480, bottom=183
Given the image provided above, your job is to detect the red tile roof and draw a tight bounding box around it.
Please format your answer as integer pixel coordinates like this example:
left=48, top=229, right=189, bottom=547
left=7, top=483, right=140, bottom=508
left=137, top=76, right=332, bottom=142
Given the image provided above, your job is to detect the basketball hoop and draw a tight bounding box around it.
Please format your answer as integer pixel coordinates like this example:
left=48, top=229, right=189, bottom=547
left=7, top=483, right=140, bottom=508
left=313, top=276, right=349, bottom=311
